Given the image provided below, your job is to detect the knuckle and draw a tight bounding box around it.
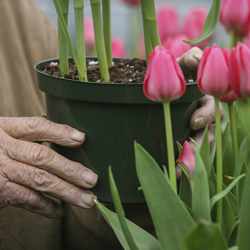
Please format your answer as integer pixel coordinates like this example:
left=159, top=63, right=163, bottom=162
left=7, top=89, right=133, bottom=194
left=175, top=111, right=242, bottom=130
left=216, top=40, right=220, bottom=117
left=32, top=168, right=55, bottom=190
left=30, top=144, right=55, bottom=165
left=24, top=117, right=45, bottom=132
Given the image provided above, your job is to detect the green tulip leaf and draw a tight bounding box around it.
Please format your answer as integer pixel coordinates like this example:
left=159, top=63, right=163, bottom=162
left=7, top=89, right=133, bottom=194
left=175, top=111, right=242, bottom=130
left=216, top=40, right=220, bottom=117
left=235, top=98, right=250, bottom=141
left=229, top=247, right=238, bottom=250
left=134, top=143, right=195, bottom=250
left=192, top=150, right=211, bottom=222
left=179, top=171, right=192, bottom=209
left=235, top=137, right=250, bottom=177
left=182, top=220, right=227, bottom=250
left=95, top=201, right=160, bottom=250
left=109, top=166, right=139, bottom=250
left=235, top=137, right=250, bottom=207
left=200, top=125, right=211, bottom=176
left=222, top=197, right=236, bottom=240
left=238, top=168, right=250, bottom=250
left=210, top=174, right=245, bottom=210
left=184, top=0, right=221, bottom=44
left=176, top=141, right=183, bottom=157
left=228, top=220, right=239, bottom=248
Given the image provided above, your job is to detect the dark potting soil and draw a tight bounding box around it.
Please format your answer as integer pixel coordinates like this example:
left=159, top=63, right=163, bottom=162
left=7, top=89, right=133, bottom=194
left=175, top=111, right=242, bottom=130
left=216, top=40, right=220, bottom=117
left=42, top=58, right=196, bottom=84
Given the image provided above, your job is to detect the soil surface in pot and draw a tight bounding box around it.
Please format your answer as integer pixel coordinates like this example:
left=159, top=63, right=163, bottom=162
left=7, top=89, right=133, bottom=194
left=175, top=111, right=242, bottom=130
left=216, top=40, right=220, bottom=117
left=42, top=58, right=196, bottom=84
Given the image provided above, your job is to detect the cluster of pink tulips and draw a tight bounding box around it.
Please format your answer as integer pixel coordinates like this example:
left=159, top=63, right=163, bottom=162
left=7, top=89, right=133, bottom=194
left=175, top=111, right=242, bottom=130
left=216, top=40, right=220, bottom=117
left=84, top=1, right=212, bottom=59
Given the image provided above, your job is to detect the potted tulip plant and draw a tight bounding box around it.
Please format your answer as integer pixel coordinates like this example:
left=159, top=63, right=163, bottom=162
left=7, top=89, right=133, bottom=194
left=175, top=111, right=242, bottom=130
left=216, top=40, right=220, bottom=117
left=34, top=0, right=221, bottom=203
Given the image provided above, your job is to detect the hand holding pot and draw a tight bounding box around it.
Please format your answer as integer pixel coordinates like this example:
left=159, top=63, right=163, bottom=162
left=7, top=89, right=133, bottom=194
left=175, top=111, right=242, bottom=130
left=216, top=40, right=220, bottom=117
left=0, top=117, right=98, bottom=218
left=177, top=47, right=224, bottom=148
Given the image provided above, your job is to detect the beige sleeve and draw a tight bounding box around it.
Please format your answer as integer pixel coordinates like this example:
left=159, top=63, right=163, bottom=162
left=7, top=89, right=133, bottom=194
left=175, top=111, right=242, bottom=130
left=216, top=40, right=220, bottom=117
left=0, top=0, right=59, bottom=116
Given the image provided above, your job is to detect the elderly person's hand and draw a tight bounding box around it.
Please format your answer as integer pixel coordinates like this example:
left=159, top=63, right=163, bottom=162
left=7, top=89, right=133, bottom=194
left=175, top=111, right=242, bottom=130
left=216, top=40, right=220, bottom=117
left=177, top=47, right=224, bottom=148
left=0, top=117, right=98, bottom=218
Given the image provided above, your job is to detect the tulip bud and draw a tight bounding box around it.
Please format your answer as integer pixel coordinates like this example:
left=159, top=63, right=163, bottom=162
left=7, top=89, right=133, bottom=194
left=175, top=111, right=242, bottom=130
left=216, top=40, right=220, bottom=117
left=122, top=0, right=141, bottom=5
left=197, top=44, right=231, bottom=96
left=229, top=42, right=250, bottom=98
left=111, top=37, right=128, bottom=58
left=176, top=141, right=195, bottom=179
left=163, top=34, right=192, bottom=58
left=182, top=7, right=212, bottom=49
left=220, top=0, right=250, bottom=37
left=84, top=17, right=95, bottom=56
left=156, top=4, right=179, bottom=43
left=143, top=46, right=186, bottom=102
left=219, top=90, right=237, bottom=103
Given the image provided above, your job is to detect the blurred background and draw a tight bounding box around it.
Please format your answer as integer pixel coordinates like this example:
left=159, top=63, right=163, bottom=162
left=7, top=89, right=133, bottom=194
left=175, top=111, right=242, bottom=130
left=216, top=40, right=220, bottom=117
left=34, top=0, right=228, bottom=58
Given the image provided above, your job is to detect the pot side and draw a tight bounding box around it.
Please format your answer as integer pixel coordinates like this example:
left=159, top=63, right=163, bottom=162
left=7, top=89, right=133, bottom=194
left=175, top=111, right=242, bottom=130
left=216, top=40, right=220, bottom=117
left=35, top=58, right=203, bottom=203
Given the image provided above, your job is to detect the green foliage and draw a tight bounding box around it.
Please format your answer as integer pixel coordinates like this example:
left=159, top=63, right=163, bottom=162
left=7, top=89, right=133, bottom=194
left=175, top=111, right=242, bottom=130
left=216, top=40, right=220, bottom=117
left=95, top=97, right=250, bottom=250
left=185, top=0, right=221, bottom=44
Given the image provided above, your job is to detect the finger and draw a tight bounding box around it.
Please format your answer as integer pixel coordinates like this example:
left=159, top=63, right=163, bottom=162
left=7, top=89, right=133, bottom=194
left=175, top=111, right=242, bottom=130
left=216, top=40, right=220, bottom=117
left=0, top=117, right=85, bottom=147
left=190, top=124, right=215, bottom=149
left=2, top=157, right=95, bottom=209
left=176, top=47, right=203, bottom=71
left=190, top=95, right=224, bottom=130
left=3, top=182, right=65, bottom=218
left=1, top=134, right=98, bottom=189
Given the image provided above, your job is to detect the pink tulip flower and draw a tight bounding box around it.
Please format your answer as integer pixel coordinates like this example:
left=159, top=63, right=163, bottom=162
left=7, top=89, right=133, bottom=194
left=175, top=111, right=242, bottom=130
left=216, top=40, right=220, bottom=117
left=197, top=44, right=231, bottom=96
left=229, top=42, right=250, bottom=98
left=143, top=46, right=186, bottom=102
left=84, top=17, right=95, bottom=56
left=220, top=0, right=250, bottom=37
left=122, top=0, right=141, bottom=5
left=111, top=37, right=128, bottom=58
left=219, top=90, right=237, bottom=103
left=163, top=34, right=192, bottom=58
left=156, top=4, right=179, bottom=43
left=176, top=141, right=195, bottom=179
left=182, top=7, right=212, bottom=49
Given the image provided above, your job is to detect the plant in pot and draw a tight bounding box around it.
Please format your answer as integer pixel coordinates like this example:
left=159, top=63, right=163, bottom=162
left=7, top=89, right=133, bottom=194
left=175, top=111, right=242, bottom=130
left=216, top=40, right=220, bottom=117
left=34, top=0, right=220, bottom=203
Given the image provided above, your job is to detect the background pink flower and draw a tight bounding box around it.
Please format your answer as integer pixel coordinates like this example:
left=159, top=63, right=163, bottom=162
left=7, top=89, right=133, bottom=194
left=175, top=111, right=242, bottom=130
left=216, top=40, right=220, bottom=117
left=111, top=37, right=128, bottom=58
left=156, top=3, right=180, bottom=43
left=162, top=34, right=192, bottom=58
left=84, top=17, right=95, bottom=56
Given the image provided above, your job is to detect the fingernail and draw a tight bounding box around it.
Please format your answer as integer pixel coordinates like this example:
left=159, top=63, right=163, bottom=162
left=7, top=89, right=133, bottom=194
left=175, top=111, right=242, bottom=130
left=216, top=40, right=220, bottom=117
left=55, top=206, right=65, bottom=217
left=69, top=130, right=85, bottom=142
left=82, top=193, right=94, bottom=206
left=82, top=170, right=98, bottom=185
left=193, top=116, right=205, bottom=130
left=193, top=54, right=202, bottom=62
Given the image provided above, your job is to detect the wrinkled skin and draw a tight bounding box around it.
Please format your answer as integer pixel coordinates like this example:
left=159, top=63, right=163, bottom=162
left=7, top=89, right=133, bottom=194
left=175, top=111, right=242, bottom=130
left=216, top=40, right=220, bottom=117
left=0, top=117, right=98, bottom=218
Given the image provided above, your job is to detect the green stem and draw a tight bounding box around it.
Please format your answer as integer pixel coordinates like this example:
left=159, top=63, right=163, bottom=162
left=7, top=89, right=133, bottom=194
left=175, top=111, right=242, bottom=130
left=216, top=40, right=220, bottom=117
left=142, top=0, right=161, bottom=49
left=58, top=0, right=69, bottom=77
left=163, top=101, right=177, bottom=194
left=228, top=29, right=237, bottom=51
left=102, top=0, right=112, bottom=67
left=91, top=0, right=110, bottom=82
left=53, top=0, right=84, bottom=81
left=228, top=102, right=238, bottom=166
left=141, top=0, right=152, bottom=64
left=131, top=5, right=141, bottom=58
left=74, top=0, right=87, bottom=81
left=214, top=97, right=223, bottom=226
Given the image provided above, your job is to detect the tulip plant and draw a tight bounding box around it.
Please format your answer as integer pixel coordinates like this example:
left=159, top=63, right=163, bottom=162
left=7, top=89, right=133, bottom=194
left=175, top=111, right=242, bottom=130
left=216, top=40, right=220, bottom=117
left=94, top=40, right=250, bottom=250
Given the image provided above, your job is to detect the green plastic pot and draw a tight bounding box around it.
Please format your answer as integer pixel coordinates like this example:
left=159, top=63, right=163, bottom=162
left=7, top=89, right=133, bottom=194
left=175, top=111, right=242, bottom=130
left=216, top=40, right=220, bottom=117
left=35, top=58, right=203, bottom=203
